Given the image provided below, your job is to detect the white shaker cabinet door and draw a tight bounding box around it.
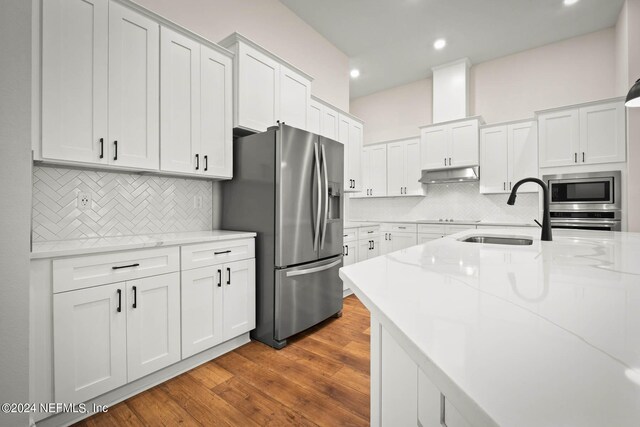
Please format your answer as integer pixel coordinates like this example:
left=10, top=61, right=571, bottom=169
left=369, top=145, right=387, bottom=197
left=308, top=99, right=322, bottom=135
left=404, top=138, right=423, bottom=195
left=200, top=45, right=233, bottom=178
left=223, top=259, right=256, bottom=340
left=160, top=27, right=201, bottom=174
left=386, top=141, right=405, bottom=197
left=480, top=126, right=508, bottom=194
left=322, top=106, right=340, bottom=140
left=41, top=0, right=108, bottom=164
left=450, top=119, right=479, bottom=168
left=580, top=101, right=626, bottom=165
left=390, top=232, right=417, bottom=252
left=53, top=282, right=127, bottom=403
left=421, top=125, right=449, bottom=170
left=339, top=115, right=351, bottom=191
left=181, top=266, right=224, bottom=358
left=108, top=3, right=159, bottom=170
left=236, top=43, right=280, bottom=132
left=279, top=65, right=311, bottom=131
left=343, top=242, right=358, bottom=266
left=126, top=273, right=181, bottom=382
left=349, top=120, right=364, bottom=192
left=508, top=121, right=539, bottom=193
left=538, top=109, right=580, bottom=167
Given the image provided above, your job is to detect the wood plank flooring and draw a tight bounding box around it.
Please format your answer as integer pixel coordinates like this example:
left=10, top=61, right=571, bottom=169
left=75, top=295, right=371, bottom=427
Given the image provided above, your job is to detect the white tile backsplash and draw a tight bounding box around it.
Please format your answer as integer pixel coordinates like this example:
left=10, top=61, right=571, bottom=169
left=348, top=182, right=539, bottom=223
left=32, top=166, right=213, bottom=241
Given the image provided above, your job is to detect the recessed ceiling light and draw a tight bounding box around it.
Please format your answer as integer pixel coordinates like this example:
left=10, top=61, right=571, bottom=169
left=563, top=0, right=579, bottom=6
left=434, top=39, right=446, bottom=50
left=350, top=69, right=360, bottom=78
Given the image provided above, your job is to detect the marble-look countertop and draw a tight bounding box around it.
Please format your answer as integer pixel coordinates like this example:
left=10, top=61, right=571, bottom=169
left=340, top=228, right=640, bottom=426
left=344, top=219, right=537, bottom=228
left=31, top=230, right=257, bottom=259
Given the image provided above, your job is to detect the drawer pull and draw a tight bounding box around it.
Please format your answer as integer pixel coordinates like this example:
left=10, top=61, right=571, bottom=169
left=367, top=230, right=374, bottom=234
left=112, top=263, right=140, bottom=270
left=214, top=250, right=232, bottom=255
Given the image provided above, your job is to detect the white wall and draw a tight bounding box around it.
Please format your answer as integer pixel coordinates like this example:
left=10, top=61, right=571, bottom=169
left=350, top=78, right=432, bottom=145
left=351, top=28, right=618, bottom=142
left=133, top=0, right=350, bottom=111
left=0, top=0, right=32, bottom=425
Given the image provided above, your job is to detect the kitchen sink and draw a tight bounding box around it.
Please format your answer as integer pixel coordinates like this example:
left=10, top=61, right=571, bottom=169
left=460, top=236, right=533, bottom=246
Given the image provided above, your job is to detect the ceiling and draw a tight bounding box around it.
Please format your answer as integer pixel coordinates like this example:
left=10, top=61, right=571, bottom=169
left=279, top=0, right=625, bottom=99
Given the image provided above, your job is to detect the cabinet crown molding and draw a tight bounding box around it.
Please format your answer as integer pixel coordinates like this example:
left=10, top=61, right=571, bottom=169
left=534, top=96, right=626, bottom=115
left=219, top=32, right=314, bottom=82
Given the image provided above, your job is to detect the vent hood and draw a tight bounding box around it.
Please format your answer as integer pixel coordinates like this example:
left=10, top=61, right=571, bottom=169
left=419, top=166, right=479, bottom=184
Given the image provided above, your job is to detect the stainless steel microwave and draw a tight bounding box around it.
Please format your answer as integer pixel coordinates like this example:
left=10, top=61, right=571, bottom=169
left=544, top=171, right=621, bottom=211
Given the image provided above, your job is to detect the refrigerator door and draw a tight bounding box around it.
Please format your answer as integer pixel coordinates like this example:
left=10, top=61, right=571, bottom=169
left=276, top=125, right=321, bottom=268
left=274, top=256, right=343, bottom=341
left=319, top=137, right=344, bottom=260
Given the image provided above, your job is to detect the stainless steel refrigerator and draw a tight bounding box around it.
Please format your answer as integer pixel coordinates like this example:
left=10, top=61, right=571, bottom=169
left=221, top=124, right=344, bottom=349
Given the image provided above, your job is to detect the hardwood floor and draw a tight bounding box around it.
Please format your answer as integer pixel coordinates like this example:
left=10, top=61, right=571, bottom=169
left=75, top=295, right=371, bottom=427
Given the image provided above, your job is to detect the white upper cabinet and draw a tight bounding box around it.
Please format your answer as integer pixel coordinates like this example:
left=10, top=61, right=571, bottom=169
left=308, top=99, right=322, bottom=135
left=480, top=120, right=538, bottom=194
left=339, top=114, right=364, bottom=192
left=355, top=144, right=387, bottom=198
left=219, top=33, right=312, bottom=133
left=40, top=0, right=232, bottom=177
left=309, top=97, right=341, bottom=140
left=538, top=99, right=626, bottom=167
left=420, top=117, right=482, bottom=171
left=42, top=0, right=109, bottom=165
left=108, top=2, right=159, bottom=170
left=160, top=27, right=201, bottom=174
left=200, top=45, right=233, bottom=178
left=160, top=27, right=233, bottom=178
left=387, top=138, right=423, bottom=196
left=279, top=65, right=311, bottom=130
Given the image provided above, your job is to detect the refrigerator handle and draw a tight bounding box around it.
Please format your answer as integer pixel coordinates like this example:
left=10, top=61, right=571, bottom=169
left=320, top=144, right=329, bottom=249
left=313, top=142, right=322, bottom=251
left=286, top=259, right=342, bottom=277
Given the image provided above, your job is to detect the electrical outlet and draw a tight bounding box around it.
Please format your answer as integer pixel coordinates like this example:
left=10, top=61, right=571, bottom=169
left=193, top=195, right=203, bottom=209
left=77, top=192, right=92, bottom=210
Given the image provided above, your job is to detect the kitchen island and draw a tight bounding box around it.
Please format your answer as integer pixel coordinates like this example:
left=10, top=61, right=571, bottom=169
left=339, top=228, right=640, bottom=427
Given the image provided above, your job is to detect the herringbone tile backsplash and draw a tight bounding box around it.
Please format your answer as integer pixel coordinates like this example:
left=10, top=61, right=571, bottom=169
left=32, top=166, right=213, bottom=242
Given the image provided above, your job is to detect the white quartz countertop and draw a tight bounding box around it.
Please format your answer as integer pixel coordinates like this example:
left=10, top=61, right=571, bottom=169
left=340, top=228, right=640, bottom=426
left=31, top=230, right=257, bottom=259
left=344, top=219, right=537, bottom=228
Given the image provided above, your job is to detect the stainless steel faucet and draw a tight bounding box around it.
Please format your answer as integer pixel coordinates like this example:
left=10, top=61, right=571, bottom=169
left=507, top=178, right=552, bottom=241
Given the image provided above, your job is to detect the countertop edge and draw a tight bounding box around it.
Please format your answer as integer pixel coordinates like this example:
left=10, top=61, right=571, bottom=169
left=30, top=231, right=257, bottom=260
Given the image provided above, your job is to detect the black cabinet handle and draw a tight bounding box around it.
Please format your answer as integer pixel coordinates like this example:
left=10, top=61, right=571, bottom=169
left=112, top=263, right=140, bottom=270
left=227, top=267, right=231, bottom=285
left=345, top=245, right=349, bottom=256
left=372, top=240, right=375, bottom=249
left=117, top=289, right=122, bottom=313
left=448, top=157, right=451, bottom=166
left=204, top=155, right=208, bottom=171
left=574, top=153, right=577, bottom=163
left=195, top=154, right=200, bottom=170
left=99, top=138, right=104, bottom=159
left=132, top=286, right=137, bottom=309
left=582, top=152, right=585, bottom=162
left=214, top=250, right=231, bottom=255
left=217, top=269, right=222, bottom=287
left=113, top=140, right=118, bottom=161
left=444, top=158, right=446, bottom=166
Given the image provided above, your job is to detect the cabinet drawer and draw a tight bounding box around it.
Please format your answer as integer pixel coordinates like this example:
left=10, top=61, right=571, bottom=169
left=53, top=247, right=179, bottom=293
left=359, top=225, right=381, bottom=238
left=181, top=238, right=255, bottom=270
left=382, top=223, right=418, bottom=233
left=418, top=224, right=446, bottom=234
left=343, top=228, right=359, bottom=243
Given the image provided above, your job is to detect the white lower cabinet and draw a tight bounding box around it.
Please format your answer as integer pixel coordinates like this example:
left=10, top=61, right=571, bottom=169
left=53, top=272, right=180, bottom=402
left=53, top=282, right=127, bottom=404
left=181, top=251, right=256, bottom=358
left=126, top=273, right=181, bottom=381
left=380, top=223, right=418, bottom=254
left=358, top=238, right=381, bottom=261
left=373, top=317, right=474, bottom=427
